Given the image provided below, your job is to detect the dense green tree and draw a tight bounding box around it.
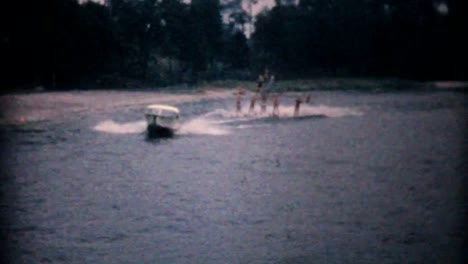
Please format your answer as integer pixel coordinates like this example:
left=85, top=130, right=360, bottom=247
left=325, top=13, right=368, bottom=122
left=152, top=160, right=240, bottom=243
left=224, top=31, right=249, bottom=69
left=222, top=0, right=249, bottom=33
left=76, top=2, right=115, bottom=80
left=160, top=0, right=191, bottom=69
left=110, top=0, right=163, bottom=79
left=2, top=0, right=467, bottom=91
left=251, top=0, right=467, bottom=79
left=190, top=0, right=223, bottom=73
left=2, top=0, right=116, bottom=89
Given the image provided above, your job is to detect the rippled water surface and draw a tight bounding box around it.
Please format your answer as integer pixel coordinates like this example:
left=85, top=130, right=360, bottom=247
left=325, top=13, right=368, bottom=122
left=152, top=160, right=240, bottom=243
left=1, top=88, right=466, bottom=263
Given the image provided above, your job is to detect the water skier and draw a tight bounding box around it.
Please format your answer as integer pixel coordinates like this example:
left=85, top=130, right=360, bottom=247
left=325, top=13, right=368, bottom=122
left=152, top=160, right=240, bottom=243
left=260, top=89, right=267, bottom=113
left=236, top=90, right=242, bottom=116
left=249, top=94, right=257, bottom=115
left=272, top=94, right=280, bottom=117
left=257, top=74, right=264, bottom=92
left=261, top=74, right=274, bottom=114
left=267, top=75, right=275, bottom=90
left=294, top=95, right=303, bottom=117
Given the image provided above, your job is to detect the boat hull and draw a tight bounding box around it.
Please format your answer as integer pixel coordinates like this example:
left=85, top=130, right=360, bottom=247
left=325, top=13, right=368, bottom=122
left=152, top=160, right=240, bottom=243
left=147, top=124, right=175, bottom=138
left=145, top=114, right=179, bottom=138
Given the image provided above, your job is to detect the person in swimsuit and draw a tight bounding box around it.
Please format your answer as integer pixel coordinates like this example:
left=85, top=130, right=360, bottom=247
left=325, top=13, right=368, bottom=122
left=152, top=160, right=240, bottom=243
left=249, top=94, right=257, bottom=115
left=261, top=89, right=267, bottom=113
left=272, top=94, right=280, bottom=117
left=257, top=75, right=264, bottom=92
left=236, top=89, right=242, bottom=116
left=261, top=74, right=274, bottom=114
left=294, top=95, right=303, bottom=117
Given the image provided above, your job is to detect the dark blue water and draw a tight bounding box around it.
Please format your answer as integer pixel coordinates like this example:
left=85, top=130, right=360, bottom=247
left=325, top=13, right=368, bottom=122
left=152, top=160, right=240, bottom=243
left=1, top=90, right=466, bottom=263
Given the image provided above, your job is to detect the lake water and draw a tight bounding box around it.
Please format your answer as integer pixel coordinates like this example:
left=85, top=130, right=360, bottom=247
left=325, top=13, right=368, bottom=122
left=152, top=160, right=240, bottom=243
left=1, top=88, right=466, bottom=263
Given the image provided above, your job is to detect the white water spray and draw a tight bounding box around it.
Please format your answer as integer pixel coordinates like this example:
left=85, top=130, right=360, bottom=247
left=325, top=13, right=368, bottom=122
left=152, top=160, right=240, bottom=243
left=290, top=104, right=363, bottom=118
left=93, top=120, right=147, bottom=134
left=92, top=104, right=362, bottom=135
left=178, top=117, right=230, bottom=136
left=217, top=104, right=363, bottom=120
left=93, top=117, right=230, bottom=136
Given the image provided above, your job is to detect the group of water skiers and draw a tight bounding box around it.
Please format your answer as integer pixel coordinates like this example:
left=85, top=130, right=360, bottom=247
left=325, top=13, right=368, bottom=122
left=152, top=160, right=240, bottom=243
left=236, top=69, right=311, bottom=117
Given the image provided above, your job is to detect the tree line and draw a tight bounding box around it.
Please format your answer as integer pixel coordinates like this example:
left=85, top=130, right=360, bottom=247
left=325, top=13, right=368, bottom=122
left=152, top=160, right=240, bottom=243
left=1, top=0, right=467, bottom=90
left=252, top=0, right=468, bottom=80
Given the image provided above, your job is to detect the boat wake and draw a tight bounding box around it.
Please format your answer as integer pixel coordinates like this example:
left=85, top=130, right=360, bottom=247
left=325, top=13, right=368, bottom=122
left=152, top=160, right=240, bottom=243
left=92, top=104, right=362, bottom=136
left=208, top=104, right=363, bottom=125
left=93, top=120, right=147, bottom=134
left=250, top=104, right=363, bottom=118
left=178, top=118, right=230, bottom=136
left=93, top=117, right=230, bottom=136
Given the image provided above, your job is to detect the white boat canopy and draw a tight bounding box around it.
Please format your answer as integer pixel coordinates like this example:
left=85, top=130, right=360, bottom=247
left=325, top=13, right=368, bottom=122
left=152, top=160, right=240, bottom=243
left=146, top=104, right=180, bottom=114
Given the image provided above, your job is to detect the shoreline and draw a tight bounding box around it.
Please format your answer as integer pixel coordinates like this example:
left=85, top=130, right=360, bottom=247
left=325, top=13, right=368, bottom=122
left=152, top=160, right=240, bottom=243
left=3, top=78, right=468, bottom=96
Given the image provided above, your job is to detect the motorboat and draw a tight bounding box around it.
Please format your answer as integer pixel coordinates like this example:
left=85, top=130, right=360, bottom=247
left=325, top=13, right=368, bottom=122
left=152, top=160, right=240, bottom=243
left=144, top=104, right=181, bottom=137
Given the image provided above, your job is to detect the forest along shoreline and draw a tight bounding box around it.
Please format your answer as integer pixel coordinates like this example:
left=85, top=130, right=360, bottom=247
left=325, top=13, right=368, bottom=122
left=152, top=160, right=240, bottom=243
left=4, top=1, right=467, bottom=92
